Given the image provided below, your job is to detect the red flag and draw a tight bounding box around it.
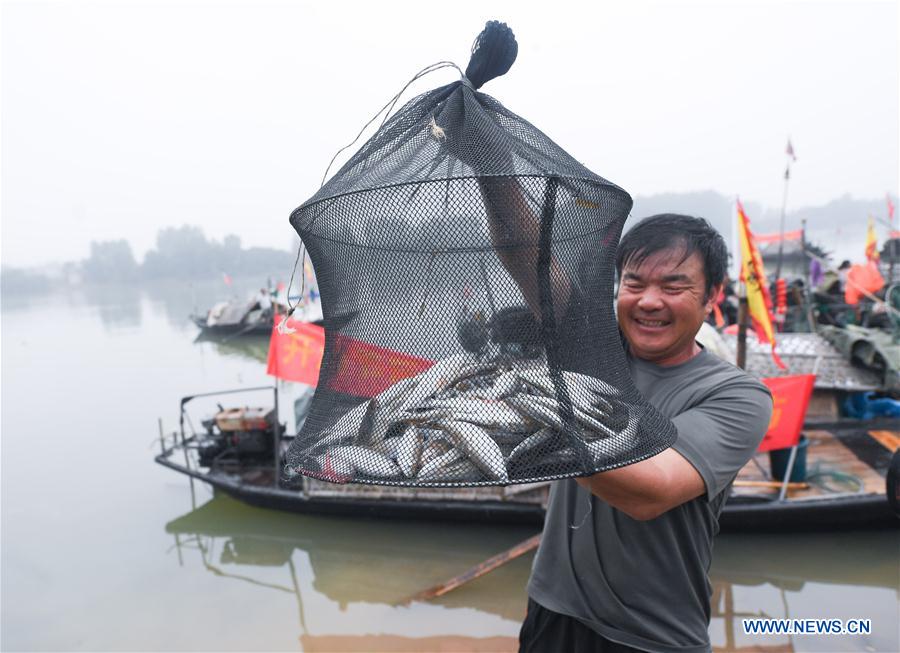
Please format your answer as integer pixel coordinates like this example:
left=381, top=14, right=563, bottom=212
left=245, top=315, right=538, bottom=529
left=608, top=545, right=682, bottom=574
left=754, top=229, right=802, bottom=244
left=222, top=272, right=233, bottom=286
left=786, top=139, right=797, bottom=161
left=327, top=335, right=432, bottom=397
left=758, top=375, right=815, bottom=452
left=266, top=317, right=325, bottom=385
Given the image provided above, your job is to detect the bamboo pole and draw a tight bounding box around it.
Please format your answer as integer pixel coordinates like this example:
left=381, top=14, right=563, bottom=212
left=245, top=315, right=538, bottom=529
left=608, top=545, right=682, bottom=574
left=774, top=164, right=792, bottom=281
left=412, top=534, right=541, bottom=602
left=158, top=418, right=166, bottom=454
left=733, top=480, right=809, bottom=490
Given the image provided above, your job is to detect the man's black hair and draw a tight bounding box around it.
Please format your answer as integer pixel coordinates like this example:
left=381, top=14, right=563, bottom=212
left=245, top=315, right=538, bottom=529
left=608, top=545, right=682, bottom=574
left=615, top=214, right=728, bottom=300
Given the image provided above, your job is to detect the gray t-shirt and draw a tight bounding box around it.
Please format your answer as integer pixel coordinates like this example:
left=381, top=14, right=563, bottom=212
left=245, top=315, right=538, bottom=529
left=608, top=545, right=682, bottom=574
left=527, top=348, right=773, bottom=653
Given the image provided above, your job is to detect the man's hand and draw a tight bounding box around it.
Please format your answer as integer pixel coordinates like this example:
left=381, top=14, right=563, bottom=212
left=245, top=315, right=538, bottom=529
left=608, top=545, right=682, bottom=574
left=575, top=448, right=706, bottom=521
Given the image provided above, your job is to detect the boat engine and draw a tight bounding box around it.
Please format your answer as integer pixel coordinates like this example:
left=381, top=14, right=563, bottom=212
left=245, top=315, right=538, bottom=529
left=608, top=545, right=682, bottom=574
left=198, top=406, right=278, bottom=467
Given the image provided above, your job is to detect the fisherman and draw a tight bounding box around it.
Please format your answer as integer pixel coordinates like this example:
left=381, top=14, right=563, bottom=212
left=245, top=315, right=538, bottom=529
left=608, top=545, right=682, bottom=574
left=475, top=179, right=773, bottom=653
left=837, top=259, right=852, bottom=294
left=256, top=287, right=273, bottom=319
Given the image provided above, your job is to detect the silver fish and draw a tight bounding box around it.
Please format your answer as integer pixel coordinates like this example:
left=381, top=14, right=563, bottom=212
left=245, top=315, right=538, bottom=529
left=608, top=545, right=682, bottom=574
left=367, top=375, right=421, bottom=444
left=516, top=368, right=621, bottom=400
left=395, top=425, right=424, bottom=477
left=440, top=420, right=508, bottom=482
left=431, top=458, right=484, bottom=482
left=585, top=394, right=616, bottom=417
left=417, top=447, right=465, bottom=481
left=485, top=429, right=531, bottom=446
left=505, top=393, right=566, bottom=431
left=526, top=395, right=619, bottom=439
left=373, top=374, right=420, bottom=409
left=370, top=423, right=412, bottom=456
left=461, top=370, right=519, bottom=400
left=580, top=397, right=629, bottom=429
left=328, top=445, right=403, bottom=479
left=583, top=412, right=641, bottom=462
left=414, top=398, right=532, bottom=432
left=397, top=354, right=496, bottom=413
left=419, top=439, right=452, bottom=469
left=302, top=450, right=356, bottom=483
left=315, top=399, right=373, bottom=450
left=507, top=427, right=556, bottom=464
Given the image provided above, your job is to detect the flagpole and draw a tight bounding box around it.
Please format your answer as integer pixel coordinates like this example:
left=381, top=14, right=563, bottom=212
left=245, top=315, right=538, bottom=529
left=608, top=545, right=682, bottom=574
left=774, top=162, right=791, bottom=281
left=736, top=282, right=748, bottom=370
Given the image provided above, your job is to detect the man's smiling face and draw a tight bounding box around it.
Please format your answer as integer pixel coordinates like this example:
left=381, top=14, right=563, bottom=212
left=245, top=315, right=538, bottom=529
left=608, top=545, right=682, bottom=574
left=617, top=246, right=720, bottom=367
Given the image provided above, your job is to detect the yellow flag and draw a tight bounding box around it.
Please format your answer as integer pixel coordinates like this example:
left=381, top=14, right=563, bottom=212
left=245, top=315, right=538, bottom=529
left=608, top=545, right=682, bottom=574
left=737, top=200, right=786, bottom=369
left=865, top=217, right=879, bottom=261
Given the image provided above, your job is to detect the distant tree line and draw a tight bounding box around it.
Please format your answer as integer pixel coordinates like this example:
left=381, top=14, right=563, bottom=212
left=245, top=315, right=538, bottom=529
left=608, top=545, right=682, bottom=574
left=2, top=225, right=296, bottom=294
left=0, top=267, right=54, bottom=294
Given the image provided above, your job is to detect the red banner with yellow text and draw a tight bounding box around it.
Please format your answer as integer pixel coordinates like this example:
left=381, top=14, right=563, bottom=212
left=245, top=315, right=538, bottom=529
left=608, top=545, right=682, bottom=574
left=267, top=318, right=435, bottom=394
left=266, top=318, right=325, bottom=385
left=327, top=335, right=433, bottom=397
left=758, top=374, right=815, bottom=452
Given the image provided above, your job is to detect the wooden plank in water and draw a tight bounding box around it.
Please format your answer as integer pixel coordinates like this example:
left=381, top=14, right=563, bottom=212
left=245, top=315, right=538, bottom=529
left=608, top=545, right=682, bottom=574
left=413, top=534, right=541, bottom=601
left=867, top=430, right=900, bottom=453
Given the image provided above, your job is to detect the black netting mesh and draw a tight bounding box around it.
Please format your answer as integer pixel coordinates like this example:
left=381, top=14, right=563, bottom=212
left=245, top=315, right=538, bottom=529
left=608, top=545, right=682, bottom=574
left=283, top=22, right=677, bottom=487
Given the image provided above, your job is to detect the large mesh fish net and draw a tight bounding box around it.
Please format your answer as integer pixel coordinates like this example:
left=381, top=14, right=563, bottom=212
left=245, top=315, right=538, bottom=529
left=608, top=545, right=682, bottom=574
left=283, top=21, right=677, bottom=487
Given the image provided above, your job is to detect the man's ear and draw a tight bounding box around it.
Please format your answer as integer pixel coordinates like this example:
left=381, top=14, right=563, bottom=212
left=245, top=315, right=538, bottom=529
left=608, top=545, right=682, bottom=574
left=705, top=284, right=723, bottom=312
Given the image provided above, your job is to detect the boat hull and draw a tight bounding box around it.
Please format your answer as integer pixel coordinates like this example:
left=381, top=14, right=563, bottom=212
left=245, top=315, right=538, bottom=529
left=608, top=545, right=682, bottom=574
left=155, top=453, right=896, bottom=532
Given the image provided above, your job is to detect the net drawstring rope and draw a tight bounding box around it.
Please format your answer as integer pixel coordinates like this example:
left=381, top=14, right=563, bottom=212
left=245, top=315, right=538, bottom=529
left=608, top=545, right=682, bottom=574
left=281, top=61, right=467, bottom=330
left=570, top=489, right=594, bottom=530
left=278, top=240, right=307, bottom=334
left=320, top=60, right=465, bottom=189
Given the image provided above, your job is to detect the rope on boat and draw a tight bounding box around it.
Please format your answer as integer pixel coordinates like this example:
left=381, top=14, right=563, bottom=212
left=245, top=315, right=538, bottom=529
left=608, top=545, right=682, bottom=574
left=805, top=462, right=864, bottom=494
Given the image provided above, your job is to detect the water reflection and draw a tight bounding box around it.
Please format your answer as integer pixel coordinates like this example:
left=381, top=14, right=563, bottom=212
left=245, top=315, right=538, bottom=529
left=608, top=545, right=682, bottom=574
left=708, top=531, right=898, bottom=653
left=193, top=332, right=270, bottom=364
left=165, top=495, right=533, bottom=651
left=165, top=496, right=898, bottom=653
left=79, top=283, right=143, bottom=330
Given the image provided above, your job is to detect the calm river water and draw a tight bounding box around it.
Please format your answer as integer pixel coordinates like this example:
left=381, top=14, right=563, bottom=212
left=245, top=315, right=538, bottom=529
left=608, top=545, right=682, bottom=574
left=2, top=281, right=897, bottom=652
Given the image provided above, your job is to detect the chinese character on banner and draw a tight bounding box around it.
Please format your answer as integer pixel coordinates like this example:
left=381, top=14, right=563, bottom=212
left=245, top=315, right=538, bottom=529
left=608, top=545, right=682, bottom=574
left=758, top=375, right=816, bottom=453
left=267, top=317, right=325, bottom=386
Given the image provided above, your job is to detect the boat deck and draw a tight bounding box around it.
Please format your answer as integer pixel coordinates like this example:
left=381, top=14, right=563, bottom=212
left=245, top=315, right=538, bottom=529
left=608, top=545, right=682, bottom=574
left=301, top=477, right=550, bottom=505
left=732, top=428, right=892, bottom=502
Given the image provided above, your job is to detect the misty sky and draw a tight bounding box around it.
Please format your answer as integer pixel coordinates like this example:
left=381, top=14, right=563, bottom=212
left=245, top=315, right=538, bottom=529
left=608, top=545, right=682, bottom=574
left=2, top=0, right=898, bottom=268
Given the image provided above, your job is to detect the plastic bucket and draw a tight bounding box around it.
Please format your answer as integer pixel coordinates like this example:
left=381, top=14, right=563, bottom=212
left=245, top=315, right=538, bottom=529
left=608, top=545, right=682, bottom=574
left=769, top=435, right=808, bottom=482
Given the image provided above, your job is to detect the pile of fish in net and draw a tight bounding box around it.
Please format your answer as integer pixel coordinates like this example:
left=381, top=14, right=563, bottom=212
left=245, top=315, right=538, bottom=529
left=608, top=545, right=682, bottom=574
left=285, top=352, right=638, bottom=485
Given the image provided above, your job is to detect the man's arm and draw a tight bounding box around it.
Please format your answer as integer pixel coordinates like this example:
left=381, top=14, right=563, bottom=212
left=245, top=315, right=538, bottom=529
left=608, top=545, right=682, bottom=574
left=578, top=380, right=773, bottom=520
left=575, top=449, right=705, bottom=521
left=478, top=177, right=572, bottom=317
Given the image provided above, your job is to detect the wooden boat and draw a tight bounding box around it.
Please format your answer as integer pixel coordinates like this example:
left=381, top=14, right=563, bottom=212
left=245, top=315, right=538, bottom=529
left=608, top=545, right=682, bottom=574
left=722, top=418, right=899, bottom=530
left=191, top=295, right=323, bottom=338
left=155, top=387, right=899, bottom=531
